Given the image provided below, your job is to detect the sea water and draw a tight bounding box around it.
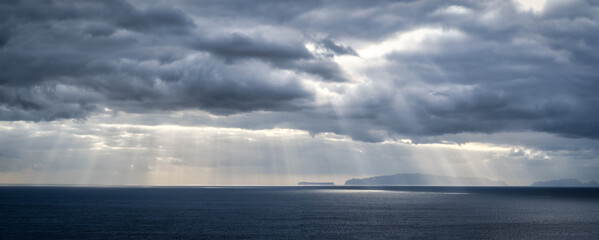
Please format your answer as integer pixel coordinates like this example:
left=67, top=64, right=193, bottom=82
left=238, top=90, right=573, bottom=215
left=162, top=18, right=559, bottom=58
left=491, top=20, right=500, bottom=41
left=1, top=186, right=598, bottom=239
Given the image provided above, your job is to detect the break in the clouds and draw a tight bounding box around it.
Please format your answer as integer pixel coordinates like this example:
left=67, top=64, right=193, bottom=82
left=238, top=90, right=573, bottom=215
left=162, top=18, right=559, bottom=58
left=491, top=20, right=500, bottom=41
left=1, top=0, right=598, bottom=185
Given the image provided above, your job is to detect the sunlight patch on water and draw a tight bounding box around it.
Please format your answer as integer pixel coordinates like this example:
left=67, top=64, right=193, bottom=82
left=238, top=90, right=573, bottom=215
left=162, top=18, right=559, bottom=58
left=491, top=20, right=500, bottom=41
left=314, top=189, right=470, bottom=195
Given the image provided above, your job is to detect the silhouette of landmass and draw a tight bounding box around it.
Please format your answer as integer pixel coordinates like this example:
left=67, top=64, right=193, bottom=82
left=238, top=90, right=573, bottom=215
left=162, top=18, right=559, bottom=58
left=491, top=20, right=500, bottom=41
left=345, top=173, right=507, bottom=186
left=298, top=182, right=335, bottom=186
left=531, top=178, right=599, bottom=187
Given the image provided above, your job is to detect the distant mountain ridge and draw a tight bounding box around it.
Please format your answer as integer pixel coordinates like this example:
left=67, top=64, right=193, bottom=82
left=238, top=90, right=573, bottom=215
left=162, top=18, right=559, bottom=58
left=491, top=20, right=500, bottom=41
left=345, top=173, right=507, bottom=186
left=531, top=178, right=599, bottom=187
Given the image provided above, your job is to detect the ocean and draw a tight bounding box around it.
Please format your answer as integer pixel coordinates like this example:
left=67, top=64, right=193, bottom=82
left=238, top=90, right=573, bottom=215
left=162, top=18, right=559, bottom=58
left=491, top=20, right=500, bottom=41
left=1, top=186, right=598, bottom=239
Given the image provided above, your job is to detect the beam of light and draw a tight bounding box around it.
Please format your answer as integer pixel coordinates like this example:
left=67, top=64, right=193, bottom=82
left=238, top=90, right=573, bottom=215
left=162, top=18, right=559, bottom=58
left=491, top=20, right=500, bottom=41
left=331, top=27, right=476, bottom=182
left=0, top=118, right=579, bottom=186
left=513, top=0, right=547, bottom=13
left=358, top=28, right=467, bottom=59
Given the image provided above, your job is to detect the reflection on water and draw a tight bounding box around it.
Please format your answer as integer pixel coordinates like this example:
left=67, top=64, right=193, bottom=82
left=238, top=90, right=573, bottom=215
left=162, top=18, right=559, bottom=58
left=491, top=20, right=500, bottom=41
left=313, top=189, right=470, bottom=195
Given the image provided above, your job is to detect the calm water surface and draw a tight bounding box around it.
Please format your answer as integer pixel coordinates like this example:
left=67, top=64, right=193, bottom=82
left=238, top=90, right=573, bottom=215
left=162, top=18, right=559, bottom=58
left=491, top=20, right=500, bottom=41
left=1, top=186, right=598, bottom=239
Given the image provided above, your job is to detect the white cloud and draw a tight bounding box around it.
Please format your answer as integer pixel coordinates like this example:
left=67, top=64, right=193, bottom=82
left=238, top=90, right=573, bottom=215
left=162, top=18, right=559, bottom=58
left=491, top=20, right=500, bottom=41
left=358, top=28, right=467, bottom=58
left=432, top=5, right=473, bottom=16
left=513, top=0, right=547, bottom=13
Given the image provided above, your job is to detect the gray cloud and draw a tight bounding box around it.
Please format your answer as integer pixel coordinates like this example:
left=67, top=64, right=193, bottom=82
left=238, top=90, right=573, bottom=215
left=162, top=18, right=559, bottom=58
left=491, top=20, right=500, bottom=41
left=365, top=0, right=599, bottom=140
left=115, top=7, right=194, bottom=33
left=194, top=33, right=312, bottom=61
left=1, top=0, right=599, bottom=143
left=318, top=38, right=358, bottom=57
left=0, top=0, right=317, bottom=120
left=192, top=33, right=352, bottom=82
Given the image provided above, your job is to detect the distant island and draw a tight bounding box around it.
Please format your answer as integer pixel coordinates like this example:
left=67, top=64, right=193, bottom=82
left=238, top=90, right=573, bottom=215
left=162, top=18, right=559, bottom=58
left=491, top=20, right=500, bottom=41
left=298, top=182, right=335, bottom=186
left=345, top=173, right=507, bottom=186
left=531, top=178, right=599, bottom=187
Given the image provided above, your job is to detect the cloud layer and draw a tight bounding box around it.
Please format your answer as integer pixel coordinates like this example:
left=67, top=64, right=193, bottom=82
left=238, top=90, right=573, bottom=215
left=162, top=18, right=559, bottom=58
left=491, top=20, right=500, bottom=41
left=2, top=0, right=598, bottom=141
left=1, top=0, right=599, bottom=184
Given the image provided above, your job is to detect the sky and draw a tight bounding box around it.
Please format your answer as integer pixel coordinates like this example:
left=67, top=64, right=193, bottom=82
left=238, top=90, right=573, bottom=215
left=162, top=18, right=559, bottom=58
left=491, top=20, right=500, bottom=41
left=0, top=0, right=598, bottom=185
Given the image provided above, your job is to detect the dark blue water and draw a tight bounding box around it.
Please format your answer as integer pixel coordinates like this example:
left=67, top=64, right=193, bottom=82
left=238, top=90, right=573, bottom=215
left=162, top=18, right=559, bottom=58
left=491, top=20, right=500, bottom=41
left=1, top=186, right=598, bottom=239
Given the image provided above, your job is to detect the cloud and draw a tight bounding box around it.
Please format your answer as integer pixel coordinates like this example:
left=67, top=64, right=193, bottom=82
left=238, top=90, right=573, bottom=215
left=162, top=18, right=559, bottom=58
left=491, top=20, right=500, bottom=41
left=0, top=0, right=319, bottom=121
left=2, top=119, right=597, bottom=185
left=0, top=0, right=598, bottom=143
left=321, top=0, right=599, bottom=140
left=194, top=33, right=312, bottom=61
left=115, top=7, right=194, bottom=33
left=316, top=38, right=358, bottom=57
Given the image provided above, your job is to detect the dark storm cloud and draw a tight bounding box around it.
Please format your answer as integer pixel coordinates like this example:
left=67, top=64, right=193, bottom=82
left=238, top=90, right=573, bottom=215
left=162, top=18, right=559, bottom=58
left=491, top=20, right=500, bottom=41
left=0, top=0, right=316, bottom=120
left=192, top=33, right=351, bottom=82
left=318, top=38, right=358, bottom=57
left=357, top=0, right=599, bottom=140
left=283, top=0, right=599, bottom=142
left=1, top=0, right=599, bottom=142
left=115, top=6, right=194, bottom=33
left=194, top=33, right=312, bottom=61
left=0, top=84, right=98, bottom=121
